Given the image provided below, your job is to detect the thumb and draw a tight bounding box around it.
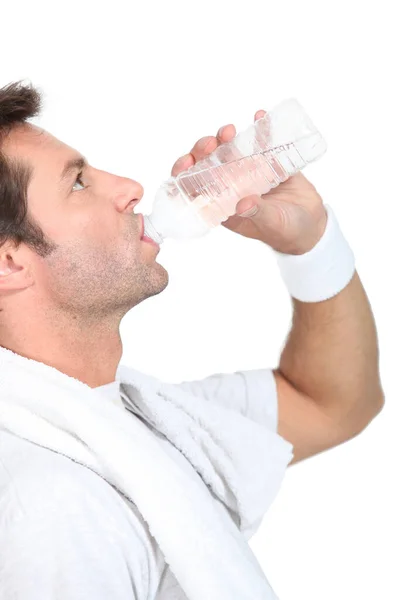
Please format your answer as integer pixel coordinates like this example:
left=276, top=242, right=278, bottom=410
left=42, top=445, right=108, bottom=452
left=235, top=195, right=261, bottom=218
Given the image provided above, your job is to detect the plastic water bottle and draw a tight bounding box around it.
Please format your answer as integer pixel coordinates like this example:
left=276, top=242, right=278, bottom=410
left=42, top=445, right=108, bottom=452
left=143, top=98, right=327, bottom=245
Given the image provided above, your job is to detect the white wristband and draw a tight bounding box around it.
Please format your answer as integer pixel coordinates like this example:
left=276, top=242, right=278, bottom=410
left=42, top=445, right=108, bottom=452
left=274, top=204, right=356, bottom=302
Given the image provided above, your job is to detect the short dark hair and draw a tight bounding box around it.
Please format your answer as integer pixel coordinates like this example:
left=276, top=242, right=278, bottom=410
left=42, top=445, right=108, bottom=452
left=0, top=80, right=57, bottom=257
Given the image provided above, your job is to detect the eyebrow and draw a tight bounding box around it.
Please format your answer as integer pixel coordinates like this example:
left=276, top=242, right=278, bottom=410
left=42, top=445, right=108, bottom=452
left=59, top=156, right=88, bottom=185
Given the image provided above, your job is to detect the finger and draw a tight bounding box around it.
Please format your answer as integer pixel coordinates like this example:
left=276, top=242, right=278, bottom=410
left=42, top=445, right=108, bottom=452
left=214, top=123, right=239, bottom=165
left=171, top=153, right=195, bottom=177
left=235, top=194, right=262, bottom=217
left=189, top=135, right=218, bottom=163
left=254, top=109, right=267, bottom=122
left=216, top=123, right=236, bottom=145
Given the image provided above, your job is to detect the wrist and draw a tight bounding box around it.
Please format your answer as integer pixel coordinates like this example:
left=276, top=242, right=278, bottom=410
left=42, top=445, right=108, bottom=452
left=295, top=209, right=329, bottom=255
left=274, top=204, right=356, bottom=303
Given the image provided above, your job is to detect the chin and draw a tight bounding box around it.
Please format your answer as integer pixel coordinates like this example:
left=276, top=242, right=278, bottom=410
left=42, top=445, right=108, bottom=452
left=141, top=261, right=169, bottom=300
left=153, top=262, right=169, bottom=293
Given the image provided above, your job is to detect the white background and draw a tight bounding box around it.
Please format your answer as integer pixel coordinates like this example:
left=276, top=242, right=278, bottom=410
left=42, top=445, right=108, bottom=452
left=1, top=1, right=398, bottom=598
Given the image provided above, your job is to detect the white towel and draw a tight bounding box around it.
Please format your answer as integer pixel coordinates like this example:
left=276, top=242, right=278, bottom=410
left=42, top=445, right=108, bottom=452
left=0, top=346, right=293, bottom=599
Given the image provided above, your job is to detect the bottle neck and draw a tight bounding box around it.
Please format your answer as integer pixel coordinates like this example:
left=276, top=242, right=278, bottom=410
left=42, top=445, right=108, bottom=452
left=143, top=215, right=164, bottom=245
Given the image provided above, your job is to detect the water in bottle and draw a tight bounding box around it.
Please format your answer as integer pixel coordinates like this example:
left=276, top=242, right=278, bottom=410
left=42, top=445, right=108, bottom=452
left=143, top=98, right=327, bottom=245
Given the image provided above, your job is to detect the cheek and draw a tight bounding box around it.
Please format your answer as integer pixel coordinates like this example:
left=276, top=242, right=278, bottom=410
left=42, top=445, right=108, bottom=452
left=41, top=212, right=141, bottom=278
left=81, top=211, right=131, bottom=249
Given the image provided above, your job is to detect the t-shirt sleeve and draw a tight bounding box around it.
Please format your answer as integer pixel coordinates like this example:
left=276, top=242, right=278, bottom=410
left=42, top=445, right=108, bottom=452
left=176, top=368, right=278, bottom=433
left=176, top=369, right=283, bottom=541
left=0, top=506, right=149, bottom=600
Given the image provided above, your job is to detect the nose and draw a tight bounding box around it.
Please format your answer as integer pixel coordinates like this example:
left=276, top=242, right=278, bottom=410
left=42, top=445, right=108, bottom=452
left=113, top=177, right=144, bottom=214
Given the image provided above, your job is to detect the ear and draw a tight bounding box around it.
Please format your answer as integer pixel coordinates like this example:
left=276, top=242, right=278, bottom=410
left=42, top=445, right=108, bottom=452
left=0, top=245, right=34, bottom=293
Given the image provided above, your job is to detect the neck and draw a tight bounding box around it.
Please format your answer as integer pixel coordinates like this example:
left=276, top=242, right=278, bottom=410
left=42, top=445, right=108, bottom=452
left=0, top=310, right=123, bottom=388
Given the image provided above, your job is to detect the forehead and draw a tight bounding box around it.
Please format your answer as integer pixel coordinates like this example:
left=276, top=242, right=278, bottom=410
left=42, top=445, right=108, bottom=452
left=3, top=123, right=77, bottom=175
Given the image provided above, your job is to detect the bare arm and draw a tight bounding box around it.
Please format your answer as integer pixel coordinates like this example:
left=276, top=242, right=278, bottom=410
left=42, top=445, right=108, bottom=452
left=274, top=271, right=384, bottom=465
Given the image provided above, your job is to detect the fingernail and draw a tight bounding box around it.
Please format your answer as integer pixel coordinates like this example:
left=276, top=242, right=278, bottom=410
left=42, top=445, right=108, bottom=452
left=238, top=205, right=259, bottom=218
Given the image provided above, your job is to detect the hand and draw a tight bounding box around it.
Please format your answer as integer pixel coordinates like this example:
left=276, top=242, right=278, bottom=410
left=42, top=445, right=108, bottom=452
left=171, top=110, right=328, bottom=255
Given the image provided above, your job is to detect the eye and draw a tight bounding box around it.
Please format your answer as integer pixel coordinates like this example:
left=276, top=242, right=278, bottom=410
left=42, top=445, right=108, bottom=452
left=72, top=171, right=87, bottom=192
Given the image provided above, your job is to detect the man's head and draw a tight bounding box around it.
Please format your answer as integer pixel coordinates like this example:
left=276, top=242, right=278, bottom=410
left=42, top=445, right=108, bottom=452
left=0, top=81, right=168, bottom=342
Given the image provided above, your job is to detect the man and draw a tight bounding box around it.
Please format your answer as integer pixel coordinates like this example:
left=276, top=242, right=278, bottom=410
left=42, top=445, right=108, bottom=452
left=0, top=81, right=384, bottom=599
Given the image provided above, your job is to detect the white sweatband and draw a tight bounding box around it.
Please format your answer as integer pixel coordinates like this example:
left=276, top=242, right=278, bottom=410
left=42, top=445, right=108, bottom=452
left=274, top=204, right=356, bottom=302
